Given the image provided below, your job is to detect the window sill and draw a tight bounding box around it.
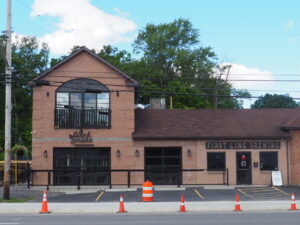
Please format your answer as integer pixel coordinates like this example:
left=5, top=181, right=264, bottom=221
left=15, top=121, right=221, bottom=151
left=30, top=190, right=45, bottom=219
left=54, top=126, right=111, bottom=129
left=207, top=170, right=226, bottom=173
left=260, top=170, right=278, bottom=173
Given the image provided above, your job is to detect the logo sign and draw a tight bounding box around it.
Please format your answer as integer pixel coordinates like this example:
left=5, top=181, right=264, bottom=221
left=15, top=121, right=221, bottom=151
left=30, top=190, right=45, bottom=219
left=69, top=129, right=94, bottom=146
left=206, top=141, right=281, bottom=150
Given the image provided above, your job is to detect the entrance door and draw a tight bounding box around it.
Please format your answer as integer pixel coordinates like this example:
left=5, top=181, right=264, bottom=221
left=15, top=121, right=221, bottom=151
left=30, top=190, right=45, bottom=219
left=236, top=152, right=252, bottom=185
left=145, top=147, right=181, bottom=185
left=54, top=148, right=110, bottom=185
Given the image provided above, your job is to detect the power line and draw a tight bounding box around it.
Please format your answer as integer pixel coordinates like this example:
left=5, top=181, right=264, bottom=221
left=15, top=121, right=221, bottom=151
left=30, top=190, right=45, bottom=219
left=40, top=83, right=300, bottom=100
left=6, top=74, right=300, bottom=83
left=15, top=0, right=53, bottom=25
left=1, top=79, right=300, bottom=100
left=227, top=80, right=300, bottom=82
left=2, top=77, right=300, bottom=94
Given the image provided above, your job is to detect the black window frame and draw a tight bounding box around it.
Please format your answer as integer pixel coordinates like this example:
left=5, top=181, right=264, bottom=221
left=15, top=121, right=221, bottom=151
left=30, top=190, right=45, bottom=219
left=144, top=147, right=182, bottom=185
left=55, top=78, right=111, bottom=129
left=259, top=151, right=278, bottom=171
left=207, top=152, right=226, bottom=171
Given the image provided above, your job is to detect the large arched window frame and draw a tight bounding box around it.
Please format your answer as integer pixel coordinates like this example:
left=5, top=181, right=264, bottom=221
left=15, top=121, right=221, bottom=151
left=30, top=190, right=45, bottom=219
left=55, top=78, right=111, bottom=129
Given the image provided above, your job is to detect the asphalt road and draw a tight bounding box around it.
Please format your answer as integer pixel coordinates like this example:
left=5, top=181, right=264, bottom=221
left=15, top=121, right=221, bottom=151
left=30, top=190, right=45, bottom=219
left=1, top=212, right=300, bottom=225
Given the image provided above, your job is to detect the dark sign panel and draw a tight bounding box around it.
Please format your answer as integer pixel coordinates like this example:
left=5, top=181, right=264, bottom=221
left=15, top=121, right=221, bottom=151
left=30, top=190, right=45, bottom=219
left=69, top=129, right=94, bottom=146
left=206, top=141, right=281, bottom=150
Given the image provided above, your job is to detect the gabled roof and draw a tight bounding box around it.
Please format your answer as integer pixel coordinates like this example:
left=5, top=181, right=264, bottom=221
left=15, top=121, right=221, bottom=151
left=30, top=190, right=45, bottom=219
left=30, top=46, right=139, bottom=87
left=133, top=108, right=300, bottom=140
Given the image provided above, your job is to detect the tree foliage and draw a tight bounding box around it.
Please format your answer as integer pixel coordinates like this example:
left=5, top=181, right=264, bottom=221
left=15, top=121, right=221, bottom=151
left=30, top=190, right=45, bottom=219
left=251, top=94, right=298, bottom=109
left=97, top=19, right=249, bottom=109
left=51, top=19, right=249, bottom=109
left=0, top=36, right=49, bottom=156
left=60, top=19, right=249, bottom=109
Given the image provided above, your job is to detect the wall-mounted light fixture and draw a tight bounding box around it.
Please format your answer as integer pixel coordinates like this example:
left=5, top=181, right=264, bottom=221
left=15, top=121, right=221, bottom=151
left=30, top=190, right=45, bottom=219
left=135, top=149, right=140, bottom=157
left=43, top=150, right=48, bottom=158
left=116, top=91, right=119, bottom=97
left=46, top=92, right=50, bottom=97
left=116, top=150, right=121, bottom=158
left=187, top=149, right=192, bottom=157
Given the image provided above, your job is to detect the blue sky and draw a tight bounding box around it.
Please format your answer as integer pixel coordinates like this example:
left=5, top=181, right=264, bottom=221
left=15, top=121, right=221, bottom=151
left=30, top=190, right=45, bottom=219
left=1, top=0, right=300, bottom=107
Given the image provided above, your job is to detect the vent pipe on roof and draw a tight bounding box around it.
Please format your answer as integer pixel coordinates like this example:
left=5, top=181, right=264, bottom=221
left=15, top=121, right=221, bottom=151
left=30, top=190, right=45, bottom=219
left=150, top=98, right=166, bottom=109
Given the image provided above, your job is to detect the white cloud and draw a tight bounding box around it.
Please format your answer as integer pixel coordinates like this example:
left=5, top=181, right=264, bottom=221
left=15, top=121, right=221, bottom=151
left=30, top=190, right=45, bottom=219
left=220, top=63, right=275, bottom=90
left=31, top=0, right=136, bottom=55
left=218, top=63, right=276, bottom=108
left=284, top=20, right=294, bottom=29
left=113, top=8, right=130, bottom=17
left=12, top=34, right=26, bottom=44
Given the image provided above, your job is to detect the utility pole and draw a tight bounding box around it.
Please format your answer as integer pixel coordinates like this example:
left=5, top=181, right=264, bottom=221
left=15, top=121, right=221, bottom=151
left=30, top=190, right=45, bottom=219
left=3, top=0, right=12, bottom=200
left=214, top=75, right=221, bottom=109
left=169, top=96, right=173, bottom=109
left=214, top=65, right=231, bottom=109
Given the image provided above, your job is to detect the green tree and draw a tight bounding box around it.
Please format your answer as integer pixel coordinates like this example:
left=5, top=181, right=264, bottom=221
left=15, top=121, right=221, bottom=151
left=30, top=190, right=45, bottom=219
left=132, top=18, right=247, bottom=108
left=54, top=19, right=250, bottom=109
left=133, top=18, right=217, bottom=88
left=251, top=94, right=298, bottom=109
left=0, top=36, right=49, bottom=156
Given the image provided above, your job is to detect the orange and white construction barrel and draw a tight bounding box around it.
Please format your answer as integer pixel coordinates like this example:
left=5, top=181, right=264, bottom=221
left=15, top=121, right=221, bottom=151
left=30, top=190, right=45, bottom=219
left=142, top=180, right=154, bottom=202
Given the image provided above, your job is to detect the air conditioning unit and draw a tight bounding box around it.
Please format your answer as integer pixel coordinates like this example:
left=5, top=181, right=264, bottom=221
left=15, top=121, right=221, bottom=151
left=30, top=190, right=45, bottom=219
left=150, top=98, right=166, bottom=109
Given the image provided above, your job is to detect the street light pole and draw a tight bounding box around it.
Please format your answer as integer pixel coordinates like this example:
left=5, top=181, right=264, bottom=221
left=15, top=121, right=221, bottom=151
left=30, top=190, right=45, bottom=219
left=3, top=0, right=12, bottom=200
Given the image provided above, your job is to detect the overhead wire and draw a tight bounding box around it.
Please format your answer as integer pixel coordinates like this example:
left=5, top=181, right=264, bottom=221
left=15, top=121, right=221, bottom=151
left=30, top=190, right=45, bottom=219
left=1, top=76, right=300, bottom=95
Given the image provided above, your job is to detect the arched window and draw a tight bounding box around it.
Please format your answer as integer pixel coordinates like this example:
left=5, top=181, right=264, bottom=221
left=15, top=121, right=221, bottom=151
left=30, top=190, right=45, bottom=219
left=55, top=78, right=110, bottom=129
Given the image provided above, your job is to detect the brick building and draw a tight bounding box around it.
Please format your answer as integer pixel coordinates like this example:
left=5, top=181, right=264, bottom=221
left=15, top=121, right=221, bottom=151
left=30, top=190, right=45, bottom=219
left=30, top=47, right=300, bottom=186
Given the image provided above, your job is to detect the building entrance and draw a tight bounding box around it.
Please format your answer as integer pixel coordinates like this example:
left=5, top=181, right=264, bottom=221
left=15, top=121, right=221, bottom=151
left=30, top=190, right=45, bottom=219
left=53, top=148, right=110, bottom=185
left=236, top=152, right=252, bottom=185
left=145, top=147, right=182, bottom=185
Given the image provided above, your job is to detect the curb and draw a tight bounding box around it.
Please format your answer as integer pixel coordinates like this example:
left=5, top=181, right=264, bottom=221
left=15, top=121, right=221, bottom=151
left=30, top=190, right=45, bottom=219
left=0, top=201, right=297, bottom=214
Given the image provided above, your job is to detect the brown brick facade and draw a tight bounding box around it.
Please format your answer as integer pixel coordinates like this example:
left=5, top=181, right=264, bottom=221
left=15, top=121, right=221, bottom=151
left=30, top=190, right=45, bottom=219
left=289, top=131, right=300, bottom=184
left=31, top=47, right=300, bottom=186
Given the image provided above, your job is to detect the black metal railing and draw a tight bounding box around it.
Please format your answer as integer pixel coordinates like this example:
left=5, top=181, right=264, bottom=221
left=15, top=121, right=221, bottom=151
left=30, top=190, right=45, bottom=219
left=0, top=163, right=31, bottom=187
left=55, top=108, right=111, bottom=128
left=30, top=169, right=229, bottom=190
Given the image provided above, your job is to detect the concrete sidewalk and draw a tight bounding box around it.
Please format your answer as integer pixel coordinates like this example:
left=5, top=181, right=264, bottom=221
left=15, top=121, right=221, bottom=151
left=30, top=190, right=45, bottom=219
left=0, top=201, right=296, bottom=214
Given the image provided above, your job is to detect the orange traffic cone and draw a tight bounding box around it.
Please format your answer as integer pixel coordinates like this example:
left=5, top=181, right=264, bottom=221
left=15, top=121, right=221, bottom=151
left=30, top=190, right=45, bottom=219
left=179, top=195, right=186, bottom=213
left=234, top=193, right=242, bottom=212
left=39, top=191, right=50, bottom=214
left=290, top=193, right=297, bottom=211
left=117, top=194, right=127, bottom=213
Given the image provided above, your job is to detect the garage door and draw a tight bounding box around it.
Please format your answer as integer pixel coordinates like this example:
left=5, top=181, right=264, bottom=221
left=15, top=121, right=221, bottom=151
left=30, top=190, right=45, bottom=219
left=54, top=148, right=110, bottom=185
left=145, top=147, right=182, bottom=185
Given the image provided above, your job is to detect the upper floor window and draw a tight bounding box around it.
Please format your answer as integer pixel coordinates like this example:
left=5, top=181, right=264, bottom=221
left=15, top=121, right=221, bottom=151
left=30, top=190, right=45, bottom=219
left=55, top=78, right=110, bottom=129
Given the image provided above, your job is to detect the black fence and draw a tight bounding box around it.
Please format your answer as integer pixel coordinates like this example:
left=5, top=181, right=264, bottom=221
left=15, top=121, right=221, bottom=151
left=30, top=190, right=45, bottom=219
left=0, top=163, right=31, bottom=187
left=30, top=169, right=229, bottom=190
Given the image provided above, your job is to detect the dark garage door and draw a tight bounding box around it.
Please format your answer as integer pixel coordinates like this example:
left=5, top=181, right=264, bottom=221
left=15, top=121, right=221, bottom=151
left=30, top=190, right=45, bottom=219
left=54, top=148, right=110, bottom=185
left=145, top=147, right=182, bottom=185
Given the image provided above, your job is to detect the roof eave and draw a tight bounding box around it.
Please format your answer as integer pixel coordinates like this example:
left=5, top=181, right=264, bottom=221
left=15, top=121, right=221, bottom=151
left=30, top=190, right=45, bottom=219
left=132, top=135, right=290, bottom=141
left=30, top=46, right=139, bottom=87
left=282, top=126, right=300, bottom=130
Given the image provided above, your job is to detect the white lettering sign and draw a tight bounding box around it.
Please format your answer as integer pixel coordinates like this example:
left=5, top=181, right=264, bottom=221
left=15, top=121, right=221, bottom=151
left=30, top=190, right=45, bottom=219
left=272, top=171, right=283, bottom=186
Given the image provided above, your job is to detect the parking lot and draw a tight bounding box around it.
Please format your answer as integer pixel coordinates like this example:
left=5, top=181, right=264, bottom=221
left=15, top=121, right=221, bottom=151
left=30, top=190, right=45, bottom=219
left=29, top=186, right=300, bottom=203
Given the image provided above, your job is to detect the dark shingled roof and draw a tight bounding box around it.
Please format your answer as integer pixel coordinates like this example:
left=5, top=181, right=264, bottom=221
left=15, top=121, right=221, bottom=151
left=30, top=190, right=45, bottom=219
left=133, top=108, right=300, bottom=140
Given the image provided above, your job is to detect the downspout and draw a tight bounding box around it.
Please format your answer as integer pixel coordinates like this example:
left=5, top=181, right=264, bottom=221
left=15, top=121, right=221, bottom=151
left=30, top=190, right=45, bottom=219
left=286, top=137, right=291, bottom=185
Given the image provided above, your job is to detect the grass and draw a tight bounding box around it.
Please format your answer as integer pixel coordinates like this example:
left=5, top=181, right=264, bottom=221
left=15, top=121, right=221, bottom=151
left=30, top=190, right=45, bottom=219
left=0, top=197, right=34, bottom=203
